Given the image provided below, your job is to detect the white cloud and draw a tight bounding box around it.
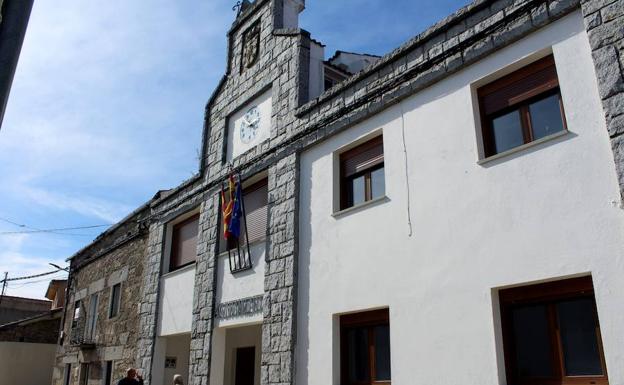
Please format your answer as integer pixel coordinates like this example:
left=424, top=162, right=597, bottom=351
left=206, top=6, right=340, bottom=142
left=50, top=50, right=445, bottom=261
left=17, top=186, right=133, bottom=224
left=0, top=1, right=233, bottom=300
left=0, top=234, right=68, bottom=300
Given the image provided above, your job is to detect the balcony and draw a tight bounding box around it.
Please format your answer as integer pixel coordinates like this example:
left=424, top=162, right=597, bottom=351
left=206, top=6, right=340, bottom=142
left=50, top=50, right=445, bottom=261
left=69, top=323, right=96, bottom=349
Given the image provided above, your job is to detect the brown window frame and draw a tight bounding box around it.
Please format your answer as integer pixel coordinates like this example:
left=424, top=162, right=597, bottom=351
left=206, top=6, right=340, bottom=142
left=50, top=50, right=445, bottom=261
left=499, top=276, right=608, bottom=385
left=340, top=136, right=385, bottom=210
left=478, top=55, right=567, bottom=157
left=220, top=178, right=268, bottom=252
left=169, top=213, right=200, bottom=272
left=340, top=308, right=391, bottom=385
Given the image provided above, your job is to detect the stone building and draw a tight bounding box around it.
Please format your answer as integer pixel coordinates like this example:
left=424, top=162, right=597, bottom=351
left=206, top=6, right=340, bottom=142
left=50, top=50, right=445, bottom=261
left=52, top=205, right=151, bottom=385
left=0, top=280, right=66, bottom=385
left=54, top=0, right=624, bottom=385
left=0, top=294, right=52, bottom=325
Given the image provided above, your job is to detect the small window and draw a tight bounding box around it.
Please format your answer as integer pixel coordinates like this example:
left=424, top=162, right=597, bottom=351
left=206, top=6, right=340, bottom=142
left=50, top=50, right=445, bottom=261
left=340, top=136, right=385, bottom=210
left=219, top=178, right=268, bottom=252
left=169, top=214, right=199, bottom=271
left=72, top=300, right=81, bottom=328
left=63, top=363, right=72, bottom=385
left=478, top=55, right=566, bottom=157
left=340, top=309, right=391, bottom=385
left=84, top=293, right=98, bottom=341
left=499, top=276, right=608, bottom=385
left=109, top=284, right=121, bottom=319
left=103, top=361, right=113, bottom=385
left=79, top=363, right=90, bottom=385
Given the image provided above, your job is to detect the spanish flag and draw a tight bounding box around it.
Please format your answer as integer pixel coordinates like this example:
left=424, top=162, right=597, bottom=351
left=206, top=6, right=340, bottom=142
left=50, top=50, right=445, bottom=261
left=221, top=175, right=236, bottom=239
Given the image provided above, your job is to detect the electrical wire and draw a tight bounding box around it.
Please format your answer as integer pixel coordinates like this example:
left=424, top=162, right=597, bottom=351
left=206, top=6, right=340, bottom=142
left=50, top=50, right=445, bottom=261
left=6, top=274, right=68, bottom=289
left=0, top=269, right=68, bottom=283
left=0, top=224, right=110, bottom=235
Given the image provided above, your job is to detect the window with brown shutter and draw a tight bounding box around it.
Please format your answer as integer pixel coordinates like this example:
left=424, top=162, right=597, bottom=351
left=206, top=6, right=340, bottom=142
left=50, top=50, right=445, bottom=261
left=219, top=178, right=268, bottom=252
left=499, top=276, right=608, bottom=385
left=169, top=214, right=199, bottom=271
left=478, top=55, right=567, bottom=157
left=340, top=136, right=385, bottom=210
left=340, top=309, right=392, bottom=385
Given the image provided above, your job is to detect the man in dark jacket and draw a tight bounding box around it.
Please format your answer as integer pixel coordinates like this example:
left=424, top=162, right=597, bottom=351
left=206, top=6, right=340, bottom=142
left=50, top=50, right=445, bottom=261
left=117, top=368, right=143, bottom=385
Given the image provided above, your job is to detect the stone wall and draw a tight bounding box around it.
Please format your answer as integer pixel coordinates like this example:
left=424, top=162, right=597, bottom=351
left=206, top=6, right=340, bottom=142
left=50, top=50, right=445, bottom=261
left=52, top=206, right=150, bottom=385
left=262, top=153, right=298, bottom=385
left=0, top=313, right=60, bottom=343
left=0, top=295, right=52, bottom=325
left=581, top=0, right=624, bottom=198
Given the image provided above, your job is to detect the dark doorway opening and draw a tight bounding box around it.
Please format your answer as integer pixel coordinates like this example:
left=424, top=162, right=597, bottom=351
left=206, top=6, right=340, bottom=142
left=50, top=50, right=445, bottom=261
left=235, top=346, right=255, bottom=385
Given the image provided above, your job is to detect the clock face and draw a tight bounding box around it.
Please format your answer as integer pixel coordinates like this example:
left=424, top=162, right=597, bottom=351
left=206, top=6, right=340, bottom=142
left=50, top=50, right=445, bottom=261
left=240, top=106, right=261, bottom=144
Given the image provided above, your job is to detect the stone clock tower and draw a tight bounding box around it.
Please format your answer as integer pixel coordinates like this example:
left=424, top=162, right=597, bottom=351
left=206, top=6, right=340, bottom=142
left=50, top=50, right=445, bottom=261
left=200, top=0, right=310, bottom=179
left=194, top=1, right=310, bottom=384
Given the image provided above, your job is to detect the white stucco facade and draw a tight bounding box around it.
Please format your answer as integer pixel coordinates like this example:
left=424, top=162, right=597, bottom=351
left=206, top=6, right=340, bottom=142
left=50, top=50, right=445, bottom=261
left=158, top=265, right=195, bottom=336
left=216, top=241, right=266, bottom=310
left=297, top=11, right=624, bottom=385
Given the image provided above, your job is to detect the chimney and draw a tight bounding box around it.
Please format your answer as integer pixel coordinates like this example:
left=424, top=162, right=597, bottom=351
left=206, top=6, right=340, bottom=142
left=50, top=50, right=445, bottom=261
left=281, top=0, right=305, bottom=29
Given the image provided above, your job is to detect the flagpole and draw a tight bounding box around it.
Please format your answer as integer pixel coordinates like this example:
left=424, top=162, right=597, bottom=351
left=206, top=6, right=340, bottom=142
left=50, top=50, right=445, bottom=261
left=239, top=172, right=252, bottom=269
left=222, top=181, right=234, bottom=273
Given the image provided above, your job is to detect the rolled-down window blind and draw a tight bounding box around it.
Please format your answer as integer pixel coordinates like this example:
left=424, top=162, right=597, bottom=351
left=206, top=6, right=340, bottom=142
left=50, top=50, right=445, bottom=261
left=341, top=136, right=384, bottom=178
left=243, top=180, right=268, bottom=244
left=219, top=179, right=268, bottom=252
left=170, top=214, right=199, bottom=270
left=479, top=55, right=559, bottom=116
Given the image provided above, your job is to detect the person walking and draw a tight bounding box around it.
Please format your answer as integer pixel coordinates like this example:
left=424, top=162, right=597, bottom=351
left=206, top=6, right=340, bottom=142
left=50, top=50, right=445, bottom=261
left=117, top=368, right=143, bottom=385
left=173, top=374, right=184, bottom=385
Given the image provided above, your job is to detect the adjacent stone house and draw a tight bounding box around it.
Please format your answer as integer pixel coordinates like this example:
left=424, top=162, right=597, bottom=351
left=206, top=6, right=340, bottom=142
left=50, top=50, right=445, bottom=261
left=54, top=0, right=624, bottom=385
left=52, top=205, right=150, bottom=385
left=0, top=280, right=66, bottom=385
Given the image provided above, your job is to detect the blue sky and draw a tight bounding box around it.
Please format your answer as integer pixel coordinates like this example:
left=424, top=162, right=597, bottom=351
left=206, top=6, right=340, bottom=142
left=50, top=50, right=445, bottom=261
left=0, top=0, right=468, bottom=299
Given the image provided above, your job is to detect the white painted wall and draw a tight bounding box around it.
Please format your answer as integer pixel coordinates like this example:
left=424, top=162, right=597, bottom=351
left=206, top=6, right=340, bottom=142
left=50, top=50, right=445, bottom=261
left=297, top=11, right=624, bottom=385
left=227, top=89, right=272, bottom=161
left=282, top=0, right=304, bottom=29
left=164, top=334, right=191, bottom=385
left=216, top=242, right=265, bottom=311
left=151, top=334, right=191, bottom=385
left=309, top=41, right=325, bottom=100
left=210, top=325, right=261, bottom=385
left=158, top=265, right=195, bottom=336
left=0, top=342, right=56, bottom=385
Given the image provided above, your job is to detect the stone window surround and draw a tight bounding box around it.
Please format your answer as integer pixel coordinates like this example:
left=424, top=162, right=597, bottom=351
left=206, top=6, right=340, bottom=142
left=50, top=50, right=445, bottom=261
left=107, top=282, right=122, bottom=320
left=72, top=266, right=129, bottom=302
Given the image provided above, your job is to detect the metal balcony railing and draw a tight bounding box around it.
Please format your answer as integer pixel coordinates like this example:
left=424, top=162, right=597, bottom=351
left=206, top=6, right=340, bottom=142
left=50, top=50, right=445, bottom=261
left=69, top=321, right=96, bottom=348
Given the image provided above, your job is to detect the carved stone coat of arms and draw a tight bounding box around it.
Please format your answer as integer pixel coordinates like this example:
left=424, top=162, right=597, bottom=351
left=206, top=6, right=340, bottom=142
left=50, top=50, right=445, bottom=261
left=242, top=23, right=260, bottom=70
